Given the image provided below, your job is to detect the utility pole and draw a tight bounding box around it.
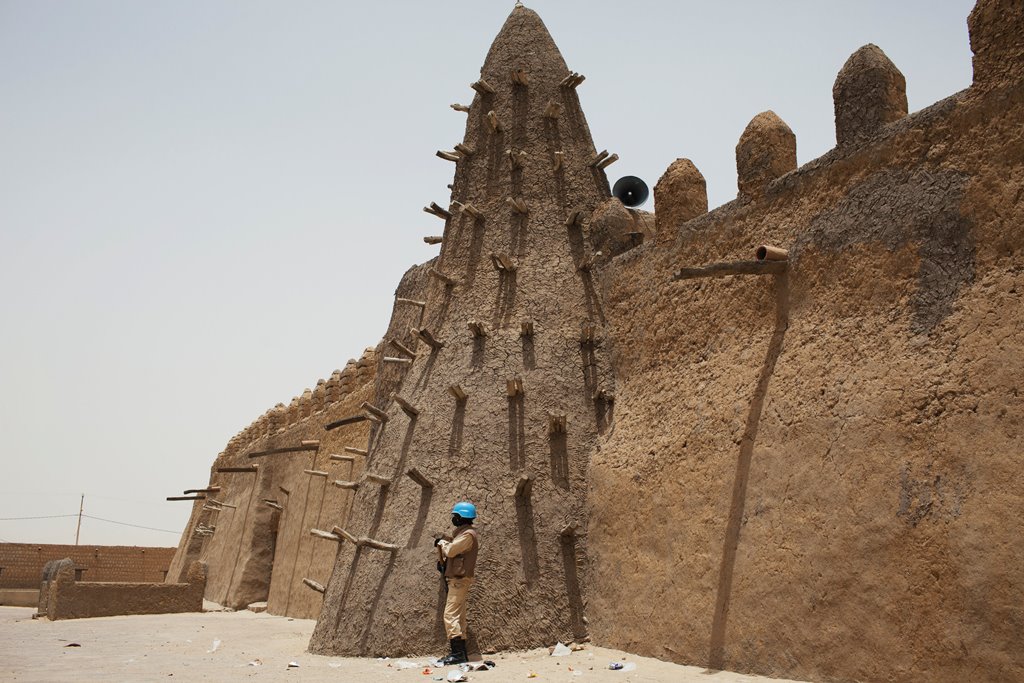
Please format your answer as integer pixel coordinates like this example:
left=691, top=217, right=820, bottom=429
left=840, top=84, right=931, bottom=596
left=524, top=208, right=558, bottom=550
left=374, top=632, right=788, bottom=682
left=74, top=494, right=84, bottom=545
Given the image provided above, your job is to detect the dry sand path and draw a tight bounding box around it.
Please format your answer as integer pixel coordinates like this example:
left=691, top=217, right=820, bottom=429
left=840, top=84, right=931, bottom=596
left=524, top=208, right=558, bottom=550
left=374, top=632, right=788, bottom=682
left=0, top=606, right=809, bottom=683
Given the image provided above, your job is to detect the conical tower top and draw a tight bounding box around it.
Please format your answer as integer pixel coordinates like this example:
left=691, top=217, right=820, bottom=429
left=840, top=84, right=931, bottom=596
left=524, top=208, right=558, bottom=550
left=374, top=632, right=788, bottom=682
left=481, top=4, right=569, bottom=78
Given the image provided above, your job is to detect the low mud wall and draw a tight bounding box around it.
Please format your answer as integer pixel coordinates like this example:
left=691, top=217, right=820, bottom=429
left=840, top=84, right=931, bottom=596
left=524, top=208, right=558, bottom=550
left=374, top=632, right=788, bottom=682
left=44, top=559, right=205, bottom=620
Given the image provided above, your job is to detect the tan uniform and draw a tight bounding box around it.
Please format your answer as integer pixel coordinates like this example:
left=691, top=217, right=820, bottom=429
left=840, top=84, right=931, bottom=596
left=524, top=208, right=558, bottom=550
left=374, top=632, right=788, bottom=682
left=438, top=526, right=479, bottom=639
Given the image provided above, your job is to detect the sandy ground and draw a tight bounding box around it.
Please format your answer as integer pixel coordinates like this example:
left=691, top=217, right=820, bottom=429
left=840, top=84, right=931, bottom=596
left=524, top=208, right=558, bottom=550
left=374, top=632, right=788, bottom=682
left=0, top=606, right=809, bottom=683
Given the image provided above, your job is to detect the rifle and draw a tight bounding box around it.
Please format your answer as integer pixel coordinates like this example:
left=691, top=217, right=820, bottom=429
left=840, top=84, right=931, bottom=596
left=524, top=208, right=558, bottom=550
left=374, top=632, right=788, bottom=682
left=433, top=532, right=451, bottom=594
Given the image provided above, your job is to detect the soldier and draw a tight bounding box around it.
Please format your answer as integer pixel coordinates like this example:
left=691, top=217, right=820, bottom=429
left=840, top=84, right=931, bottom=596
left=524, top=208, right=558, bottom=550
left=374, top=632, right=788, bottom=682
left=434, top=501, right=480, bottom=665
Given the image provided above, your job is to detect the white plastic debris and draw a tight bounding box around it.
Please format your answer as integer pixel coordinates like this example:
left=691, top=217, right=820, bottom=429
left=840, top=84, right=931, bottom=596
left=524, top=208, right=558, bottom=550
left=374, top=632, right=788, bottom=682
left=396, top=660, right=422, bottom=670
left=206, top=639, right=221, bottom=653
left=551, top=642, right=572, bottom=656
left=446, top=669, right=468, bottom=682
left=288, top=661, right=300, bottom=668
left=248, top=659, right=262, bottom=667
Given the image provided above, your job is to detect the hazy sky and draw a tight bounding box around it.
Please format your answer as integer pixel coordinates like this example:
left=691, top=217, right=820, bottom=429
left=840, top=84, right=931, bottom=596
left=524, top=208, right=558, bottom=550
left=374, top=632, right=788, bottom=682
left=0, top=1, right=975, bottom=547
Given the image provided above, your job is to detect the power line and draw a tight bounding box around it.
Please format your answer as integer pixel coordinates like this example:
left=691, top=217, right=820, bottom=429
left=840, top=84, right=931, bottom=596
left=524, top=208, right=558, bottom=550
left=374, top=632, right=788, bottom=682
left=0, top=514, right=79, bottom=521
left=80, top=514, right=179, bottom=534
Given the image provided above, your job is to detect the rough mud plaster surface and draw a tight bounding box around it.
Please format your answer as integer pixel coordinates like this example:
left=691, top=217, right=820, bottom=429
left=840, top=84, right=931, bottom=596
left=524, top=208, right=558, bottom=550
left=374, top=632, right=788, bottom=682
left=736, top=111, right=797, bottom=199
left=261, top=383, right=374, bottom=620
left=833, top=44, right=908, bottom=147
left=311, top=6, right=614, bottom=657
left=587, top=69, right=1024, bottom=683
left=166, top=359, right=376, bottom=616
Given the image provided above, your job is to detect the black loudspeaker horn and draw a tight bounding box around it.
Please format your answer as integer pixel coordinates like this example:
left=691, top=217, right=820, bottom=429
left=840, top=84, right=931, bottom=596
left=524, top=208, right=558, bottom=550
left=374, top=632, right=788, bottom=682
left=612, top=175, right=649, bottom=208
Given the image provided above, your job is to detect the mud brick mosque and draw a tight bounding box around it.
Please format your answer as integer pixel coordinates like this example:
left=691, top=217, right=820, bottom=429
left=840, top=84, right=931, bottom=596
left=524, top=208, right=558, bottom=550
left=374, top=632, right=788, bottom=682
left=165, top=2, right=1024, bottom=681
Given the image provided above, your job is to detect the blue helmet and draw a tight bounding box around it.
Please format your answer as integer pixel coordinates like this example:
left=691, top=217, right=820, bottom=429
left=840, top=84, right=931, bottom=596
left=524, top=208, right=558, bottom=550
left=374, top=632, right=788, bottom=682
left=452, top=501, right=477, bottom=519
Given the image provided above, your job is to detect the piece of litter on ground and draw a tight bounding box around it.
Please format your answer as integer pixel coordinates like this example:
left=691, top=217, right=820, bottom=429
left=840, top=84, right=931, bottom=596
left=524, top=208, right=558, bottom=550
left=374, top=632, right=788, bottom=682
left=63, top=643, right=81, bottom=648
left=551, top=642, right=572, bottom=656
left=248, top=659, right=262, bottom=667
left=609, top=661, right=624, bottom=670
left=206, top=640, right=221, bottom=653
left=287, top=661, right=300, bottom=668
left=527, top=673, right=538, bottom=679
left=395, top=660, right=421, bottom=670
left=422, top=667, right=433, bottom=675
left=446, top=669, right=467, bottom=682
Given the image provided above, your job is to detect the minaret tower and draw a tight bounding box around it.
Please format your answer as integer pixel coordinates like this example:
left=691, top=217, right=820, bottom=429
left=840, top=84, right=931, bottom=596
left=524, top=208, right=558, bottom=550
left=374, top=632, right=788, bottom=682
left=311, top=5, right=616, bottom=655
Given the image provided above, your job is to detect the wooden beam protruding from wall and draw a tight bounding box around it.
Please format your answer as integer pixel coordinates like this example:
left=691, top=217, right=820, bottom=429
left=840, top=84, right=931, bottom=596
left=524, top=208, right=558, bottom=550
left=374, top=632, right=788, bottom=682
left=423, top=202, right=452, bottom=220
left=548, top=413, right=567, bottom=435
left=303, top=469, right=329, bottom=478
left=361, top=401, right=389, bottom=423
left=580, top=323, right=596, bottom=345
left=671, top=260, right=787, bottom=281
left=247, top=443, right=319, bottom=458
left=468, top=320, right=487, bottom=338
left=506, top=197, right=528, bottom=214
left=560, top=72, right=585, bottom=89
left=407, top=467, right=434, bottom=488
left=216, top=465, right=258, bottom=473
left=325, top=414, right=368, bottom=431
left=428, top=268, right=458, bottom=287
left=391, top=392, right=420, bottom=418
left=310, top=528, right=342, bottom=542
left=512, top=473, right=533, bottom=498
left=389, top=338, right=417, bottom=358
left=471, top=79, right=495, bottom=95
left=411, top=327, right=445, bottom=350
left=487, top=110, right=503, bottom=133
left=490, top=253, right=516, bottom=272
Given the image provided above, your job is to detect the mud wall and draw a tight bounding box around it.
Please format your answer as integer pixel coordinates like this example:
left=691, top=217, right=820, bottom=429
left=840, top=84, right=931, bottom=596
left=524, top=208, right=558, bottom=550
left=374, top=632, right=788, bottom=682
left=586, top=3, right=1024, bottom=682
left=44, top=558, right=206, bottom=620
left=166, top=350, right=376, bottom=614
left=0, top=544, right=174, bottom=588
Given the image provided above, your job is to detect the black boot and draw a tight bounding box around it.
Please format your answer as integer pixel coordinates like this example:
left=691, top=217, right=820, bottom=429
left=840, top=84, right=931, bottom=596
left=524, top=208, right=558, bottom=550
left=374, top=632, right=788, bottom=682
left=440, top=637, right=468, bottom=665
